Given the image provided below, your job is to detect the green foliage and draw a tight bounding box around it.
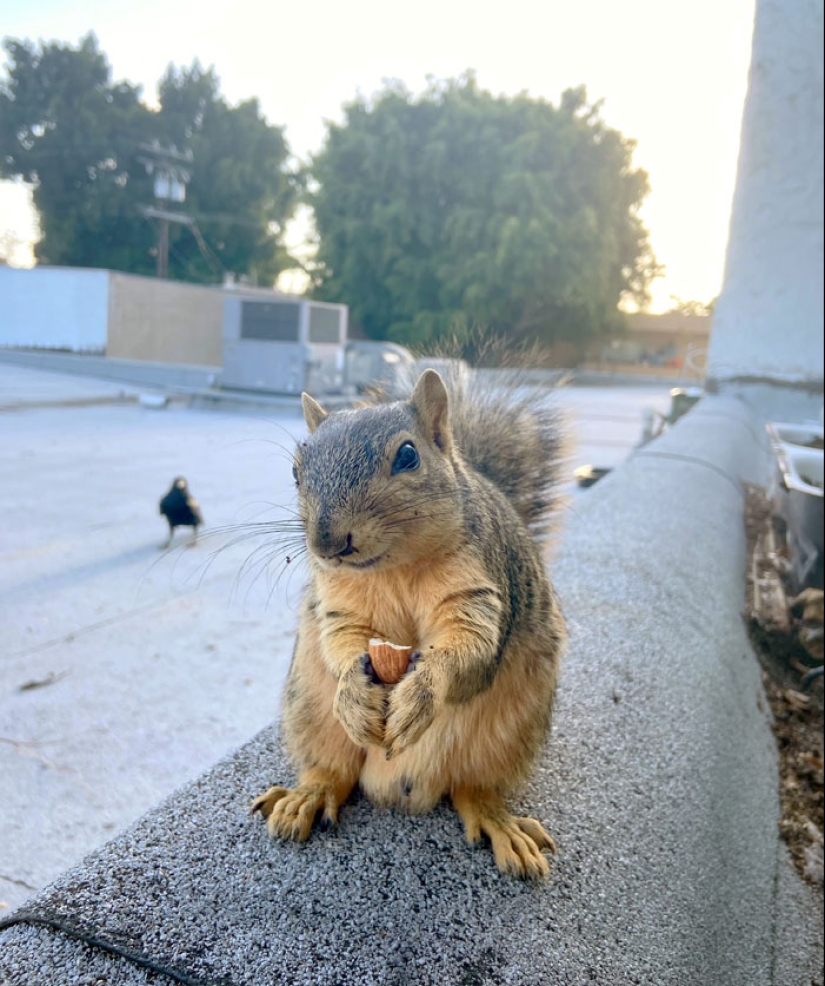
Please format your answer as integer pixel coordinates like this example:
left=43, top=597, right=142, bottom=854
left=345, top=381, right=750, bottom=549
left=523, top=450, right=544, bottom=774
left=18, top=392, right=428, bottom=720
left=0, top=34, right=300, bottom=283
left=310, top=75, right=659, bottom=349
left=0, top=35, right=155, bottom=271
left=154, top=64, right=300, bottom=283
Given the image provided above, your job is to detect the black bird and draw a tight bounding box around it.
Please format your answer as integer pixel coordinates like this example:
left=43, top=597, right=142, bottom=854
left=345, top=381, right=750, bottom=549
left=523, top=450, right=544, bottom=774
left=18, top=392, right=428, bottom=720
left=159, top=477, right=203, bottom=548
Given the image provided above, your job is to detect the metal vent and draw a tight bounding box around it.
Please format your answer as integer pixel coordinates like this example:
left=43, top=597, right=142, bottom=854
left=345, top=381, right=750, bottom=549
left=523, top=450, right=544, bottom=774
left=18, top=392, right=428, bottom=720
left=308, top=305, right=341, bottom=344
left=240, top=301, right=301, bottom=341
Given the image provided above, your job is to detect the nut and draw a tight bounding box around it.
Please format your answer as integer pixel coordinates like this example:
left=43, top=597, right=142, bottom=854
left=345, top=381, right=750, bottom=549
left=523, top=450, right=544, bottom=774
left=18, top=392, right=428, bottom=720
left=368, top=638, right=413, bottom=685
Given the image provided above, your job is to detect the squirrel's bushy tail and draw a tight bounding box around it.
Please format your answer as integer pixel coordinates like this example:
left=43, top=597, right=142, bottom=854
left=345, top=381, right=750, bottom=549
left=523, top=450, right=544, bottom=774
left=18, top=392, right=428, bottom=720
left=444, top=367, right=568, bottom=541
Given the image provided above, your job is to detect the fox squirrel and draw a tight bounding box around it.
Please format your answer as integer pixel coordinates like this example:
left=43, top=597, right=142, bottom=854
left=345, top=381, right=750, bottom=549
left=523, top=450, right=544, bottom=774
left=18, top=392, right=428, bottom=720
left=252, top=368, right=567, bottom=878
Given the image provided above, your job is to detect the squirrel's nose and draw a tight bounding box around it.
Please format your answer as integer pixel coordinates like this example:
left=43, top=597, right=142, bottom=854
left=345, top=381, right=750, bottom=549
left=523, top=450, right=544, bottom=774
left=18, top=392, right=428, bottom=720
left=314, top=529, right=356, bottom=559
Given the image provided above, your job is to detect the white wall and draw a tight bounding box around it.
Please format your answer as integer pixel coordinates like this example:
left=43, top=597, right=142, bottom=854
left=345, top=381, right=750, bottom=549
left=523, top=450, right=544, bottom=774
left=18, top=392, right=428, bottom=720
left=0, top=266, right=110, bottom=352
left=707, top=0, right=824, bottom=386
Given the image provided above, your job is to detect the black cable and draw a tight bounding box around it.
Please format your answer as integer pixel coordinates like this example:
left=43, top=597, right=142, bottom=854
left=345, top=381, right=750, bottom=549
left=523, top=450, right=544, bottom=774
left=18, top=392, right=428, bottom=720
left=0, top=910, right=239, bottom=986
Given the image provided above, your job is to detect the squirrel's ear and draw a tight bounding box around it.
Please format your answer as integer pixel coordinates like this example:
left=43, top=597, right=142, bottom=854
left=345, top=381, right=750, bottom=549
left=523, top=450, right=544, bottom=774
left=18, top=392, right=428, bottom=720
left=411, top=369, right=452, bottom=452
left=301, top=393, right=328, bottom=433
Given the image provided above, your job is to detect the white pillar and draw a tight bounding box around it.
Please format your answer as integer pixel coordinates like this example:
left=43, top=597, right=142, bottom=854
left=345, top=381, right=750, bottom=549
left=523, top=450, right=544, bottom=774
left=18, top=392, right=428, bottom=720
left=707, top=0, right=824, bottom=403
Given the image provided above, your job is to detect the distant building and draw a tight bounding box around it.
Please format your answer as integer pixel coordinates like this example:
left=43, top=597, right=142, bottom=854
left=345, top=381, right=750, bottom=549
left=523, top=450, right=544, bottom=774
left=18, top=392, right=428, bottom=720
left=0, top=266, right=297, bottom=367
left=587, top=312, right=711, bottom=378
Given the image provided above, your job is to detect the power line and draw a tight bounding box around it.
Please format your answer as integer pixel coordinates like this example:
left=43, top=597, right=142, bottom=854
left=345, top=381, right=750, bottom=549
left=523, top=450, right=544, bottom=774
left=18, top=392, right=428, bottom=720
left=188, top=220, right=224, bottom=276
left=140, top=209, right=225, bottom=278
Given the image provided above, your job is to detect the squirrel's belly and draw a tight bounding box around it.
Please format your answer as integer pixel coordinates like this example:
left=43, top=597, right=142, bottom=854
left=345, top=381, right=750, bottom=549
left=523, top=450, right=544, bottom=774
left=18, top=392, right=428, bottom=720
left=359, top=745, right=445, bottom=813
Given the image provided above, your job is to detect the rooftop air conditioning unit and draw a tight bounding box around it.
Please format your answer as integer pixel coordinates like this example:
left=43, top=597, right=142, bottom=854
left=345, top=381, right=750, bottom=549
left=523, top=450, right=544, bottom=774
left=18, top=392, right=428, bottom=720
left=222, top=296, right=348, bottom=395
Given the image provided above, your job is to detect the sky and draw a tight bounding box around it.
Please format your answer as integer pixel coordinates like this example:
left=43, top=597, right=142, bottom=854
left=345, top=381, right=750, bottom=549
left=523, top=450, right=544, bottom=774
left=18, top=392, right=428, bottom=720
left=0, top=0, right=756, bottom=311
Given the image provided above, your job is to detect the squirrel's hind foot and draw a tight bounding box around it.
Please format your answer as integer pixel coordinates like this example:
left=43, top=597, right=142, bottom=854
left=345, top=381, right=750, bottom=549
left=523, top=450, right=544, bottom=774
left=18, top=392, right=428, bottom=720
left=251, top=770, right=356, bottom=842
left=452, top=787, right=556, bottom=880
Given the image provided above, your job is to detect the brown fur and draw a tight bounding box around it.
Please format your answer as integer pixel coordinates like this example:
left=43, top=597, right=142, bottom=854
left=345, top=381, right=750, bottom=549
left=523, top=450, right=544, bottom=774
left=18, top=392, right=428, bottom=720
left=252, top=370, right=566, bottom=878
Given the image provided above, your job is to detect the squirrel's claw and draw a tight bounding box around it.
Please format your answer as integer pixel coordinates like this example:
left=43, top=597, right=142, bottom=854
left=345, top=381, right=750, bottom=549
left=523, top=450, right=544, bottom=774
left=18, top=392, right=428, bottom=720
left=333, top=658, right=387, bottom=748
left=250, top=785, right=320, bottom=841
left=384, top=661, right=436, bottom=758
left=251, top=774, right=353, bottom=842
left=452, top=788, right=556, bottom=880
left=360, top=652, right=383, bottom=685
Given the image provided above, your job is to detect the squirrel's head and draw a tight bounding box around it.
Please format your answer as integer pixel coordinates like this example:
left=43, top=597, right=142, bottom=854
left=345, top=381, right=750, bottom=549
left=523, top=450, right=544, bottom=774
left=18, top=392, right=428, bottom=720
left=293, top=370, right=462, bottom=571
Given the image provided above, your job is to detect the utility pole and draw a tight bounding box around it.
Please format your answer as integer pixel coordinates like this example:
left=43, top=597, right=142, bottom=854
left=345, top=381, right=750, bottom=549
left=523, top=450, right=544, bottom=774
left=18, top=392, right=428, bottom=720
left=138, top=142, right=193, bottom=277
left=157, top=210, right=169, bottom=278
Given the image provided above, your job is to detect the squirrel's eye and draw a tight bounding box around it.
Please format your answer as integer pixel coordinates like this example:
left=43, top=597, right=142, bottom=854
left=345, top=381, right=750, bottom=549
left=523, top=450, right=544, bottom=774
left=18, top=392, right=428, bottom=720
left=391, top=441, right=419, bottom=475
left=292, top=461, right=300, bottom=485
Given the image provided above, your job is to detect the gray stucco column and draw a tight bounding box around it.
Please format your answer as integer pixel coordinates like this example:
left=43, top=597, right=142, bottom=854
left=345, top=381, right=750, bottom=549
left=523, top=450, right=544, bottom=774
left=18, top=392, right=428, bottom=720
left=706, top=0, right=824, bottom=415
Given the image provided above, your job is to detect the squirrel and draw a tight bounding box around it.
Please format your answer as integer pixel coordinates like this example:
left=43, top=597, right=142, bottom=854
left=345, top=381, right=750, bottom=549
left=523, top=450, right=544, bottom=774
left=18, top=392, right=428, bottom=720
left=252, top=368, right=567, bottom=879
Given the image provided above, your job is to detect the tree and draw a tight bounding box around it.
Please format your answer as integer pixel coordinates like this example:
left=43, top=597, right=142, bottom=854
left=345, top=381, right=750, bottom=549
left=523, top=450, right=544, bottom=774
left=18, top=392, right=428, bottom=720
left=0, top=34, right=300, bottom=283
left=153, top=63, right=300, bottom=284
left=0, top=34, right=156, bottom=272
left=309, top=76, right=659, bottom=350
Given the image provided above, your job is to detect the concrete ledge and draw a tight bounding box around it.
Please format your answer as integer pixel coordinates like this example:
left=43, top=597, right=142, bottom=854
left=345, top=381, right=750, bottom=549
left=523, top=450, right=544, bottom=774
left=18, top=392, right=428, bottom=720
left=572, top=368, right=701, bottom=388
left=1, top=395, right=821, bottom=985
left=0, top=348, right=220, bottom=392
left=0, top=349, right=350, bottom=413
left=0, top=347, right=694, bottom=396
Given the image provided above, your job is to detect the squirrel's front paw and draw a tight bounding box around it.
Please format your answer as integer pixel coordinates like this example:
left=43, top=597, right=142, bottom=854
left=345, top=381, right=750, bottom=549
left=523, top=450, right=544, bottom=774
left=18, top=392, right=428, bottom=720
left=333, top=654, right=387, bottom=748
left=384, top=657, right=437, bottom=758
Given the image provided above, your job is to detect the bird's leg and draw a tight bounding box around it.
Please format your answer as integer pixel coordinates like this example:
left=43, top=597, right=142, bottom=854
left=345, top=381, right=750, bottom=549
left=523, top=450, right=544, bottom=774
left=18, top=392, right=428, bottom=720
left=161, top=523, right=174, bottom=550
left=188, top=526, right=199, bottom=548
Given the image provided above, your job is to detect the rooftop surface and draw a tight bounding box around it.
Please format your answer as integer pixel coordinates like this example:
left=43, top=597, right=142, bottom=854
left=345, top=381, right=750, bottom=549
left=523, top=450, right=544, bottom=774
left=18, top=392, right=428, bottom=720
left=0, top=361, right=821, bottom=985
